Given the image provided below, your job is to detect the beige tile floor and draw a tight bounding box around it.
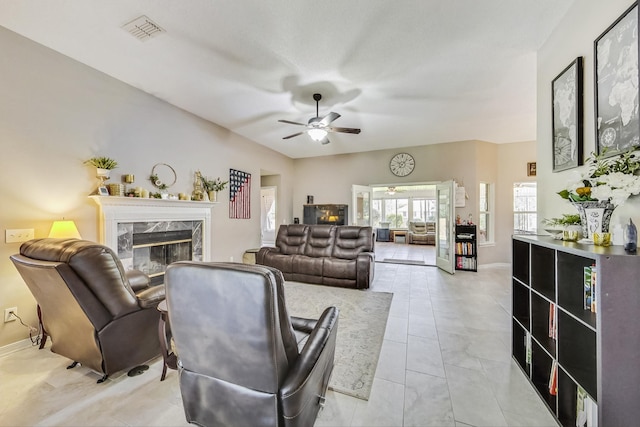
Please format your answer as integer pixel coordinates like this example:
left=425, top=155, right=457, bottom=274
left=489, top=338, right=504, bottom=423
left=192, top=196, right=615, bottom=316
left=374, top=241, right=436, bottom=265
left=0, top=260, right=559, bottom=427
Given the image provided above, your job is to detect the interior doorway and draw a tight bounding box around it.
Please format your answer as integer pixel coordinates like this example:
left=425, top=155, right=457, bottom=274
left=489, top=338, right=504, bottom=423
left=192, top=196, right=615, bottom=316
left=370, top=183, right=437, bottom=266
left=260, top=186, right=277, bottom=247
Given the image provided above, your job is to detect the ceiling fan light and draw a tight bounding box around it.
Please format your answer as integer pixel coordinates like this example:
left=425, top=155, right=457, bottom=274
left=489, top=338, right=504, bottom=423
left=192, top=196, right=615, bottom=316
left=308, top=128, right=328, bottom=141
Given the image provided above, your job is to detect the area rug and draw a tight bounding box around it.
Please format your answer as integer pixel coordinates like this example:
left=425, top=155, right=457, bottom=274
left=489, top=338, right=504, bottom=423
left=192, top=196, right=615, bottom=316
left=284, top=282, right=393, bottom=401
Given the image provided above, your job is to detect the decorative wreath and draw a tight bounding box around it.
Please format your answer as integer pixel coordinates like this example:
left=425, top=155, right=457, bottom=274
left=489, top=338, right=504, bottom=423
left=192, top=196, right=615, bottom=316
left=149, top=163, right=177, bottom=190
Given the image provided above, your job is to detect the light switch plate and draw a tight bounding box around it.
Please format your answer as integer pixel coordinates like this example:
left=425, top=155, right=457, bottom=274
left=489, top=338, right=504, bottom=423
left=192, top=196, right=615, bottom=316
left=5, top=229, right=34, bottom=243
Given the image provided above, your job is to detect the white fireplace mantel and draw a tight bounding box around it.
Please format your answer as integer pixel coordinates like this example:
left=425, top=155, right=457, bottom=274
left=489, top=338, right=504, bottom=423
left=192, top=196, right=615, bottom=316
left=90, top=196, right=216, bottom=261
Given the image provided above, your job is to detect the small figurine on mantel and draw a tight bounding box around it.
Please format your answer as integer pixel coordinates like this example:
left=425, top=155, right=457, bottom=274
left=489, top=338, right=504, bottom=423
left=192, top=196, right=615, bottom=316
left=192, top=171, right=206, bottom=201
left=624, top=218, right=637, bottom=253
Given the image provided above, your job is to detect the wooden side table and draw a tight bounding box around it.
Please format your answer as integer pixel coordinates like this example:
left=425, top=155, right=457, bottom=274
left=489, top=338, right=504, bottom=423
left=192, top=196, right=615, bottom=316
left=157, top=300, right=177, bottom=381
left=391, top=230, right=407, bottom=243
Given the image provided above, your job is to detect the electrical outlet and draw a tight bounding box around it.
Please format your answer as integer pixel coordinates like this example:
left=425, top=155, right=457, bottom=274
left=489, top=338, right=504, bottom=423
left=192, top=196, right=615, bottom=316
left=5, top=229, right=34, bottom=243
left=4, top=307, right=17, bottom=323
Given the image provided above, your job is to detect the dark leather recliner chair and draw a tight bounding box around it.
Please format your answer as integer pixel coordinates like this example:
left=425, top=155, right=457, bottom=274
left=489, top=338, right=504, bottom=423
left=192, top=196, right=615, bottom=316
left=165, top=261, right=339, bottom=427
left=10, top=238, right=165, bottom=382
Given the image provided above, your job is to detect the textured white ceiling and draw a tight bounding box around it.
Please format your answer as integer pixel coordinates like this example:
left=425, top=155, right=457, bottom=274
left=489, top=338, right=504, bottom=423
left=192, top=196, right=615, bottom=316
left=0, top=0, right=575, bottom=158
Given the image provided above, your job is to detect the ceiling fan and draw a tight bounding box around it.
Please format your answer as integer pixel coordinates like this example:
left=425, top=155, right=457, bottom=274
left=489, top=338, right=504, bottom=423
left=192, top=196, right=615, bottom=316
left=385, top=186, right=407, bottom=195
left=278, top=93, right=361, bottom=145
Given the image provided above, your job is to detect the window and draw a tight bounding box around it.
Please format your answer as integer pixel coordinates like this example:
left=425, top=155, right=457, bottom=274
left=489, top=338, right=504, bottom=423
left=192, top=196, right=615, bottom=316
left=372, top=199, right=382, bottom=226
left=412, top=198, right=437, bottom=222
left=479, top=182, right=494, bottom=243
left=384, top=199, right=409, bottom=228
left=514, top=182, right=537, bottom=234
left=371, top=185, right=436, bottom=228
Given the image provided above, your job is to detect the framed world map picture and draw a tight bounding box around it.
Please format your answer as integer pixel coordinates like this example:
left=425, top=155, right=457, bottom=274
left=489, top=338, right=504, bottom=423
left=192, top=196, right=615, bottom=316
left=594, top=3, right=639, bottom=158
left=552, top=56, right=583, bottom=172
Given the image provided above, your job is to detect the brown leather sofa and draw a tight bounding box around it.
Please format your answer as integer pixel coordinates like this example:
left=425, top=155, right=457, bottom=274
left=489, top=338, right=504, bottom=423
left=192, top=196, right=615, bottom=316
left=407, top=221, right=436, bottom=245
left=256, top=224, right=374, bottom=289
left=165, top=262, right=338, bottom=427
left=10, top=238, right=165, bottom=382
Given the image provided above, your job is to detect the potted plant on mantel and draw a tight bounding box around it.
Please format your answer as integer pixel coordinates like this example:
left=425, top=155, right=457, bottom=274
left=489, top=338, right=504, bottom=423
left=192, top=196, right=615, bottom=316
left=85, top=156, right=118, bottom=179
left=542, top=214, right=582, bottom=240
left=201, top=176, right=228, bottom=202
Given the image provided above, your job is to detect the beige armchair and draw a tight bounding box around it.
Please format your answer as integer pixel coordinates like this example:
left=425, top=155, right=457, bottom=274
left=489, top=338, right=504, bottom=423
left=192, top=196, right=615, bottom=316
left=407, top=221, right=436, bottom=245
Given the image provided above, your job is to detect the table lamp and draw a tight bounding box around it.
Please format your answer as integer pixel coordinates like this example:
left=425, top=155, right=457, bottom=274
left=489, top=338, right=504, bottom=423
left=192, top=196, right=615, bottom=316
left=48, top=220, right=82, bottom=239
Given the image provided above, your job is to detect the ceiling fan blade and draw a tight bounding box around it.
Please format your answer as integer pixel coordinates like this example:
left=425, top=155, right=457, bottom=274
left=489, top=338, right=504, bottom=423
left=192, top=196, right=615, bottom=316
left=320, top=136, right=331, bottom=145
left=278, top=119, right=307, bottom=127
left=327, top=126, right=361, bottom=134
left=318, top=112, right=341, bottom=127
left=282, top=131, right=306, bottom=139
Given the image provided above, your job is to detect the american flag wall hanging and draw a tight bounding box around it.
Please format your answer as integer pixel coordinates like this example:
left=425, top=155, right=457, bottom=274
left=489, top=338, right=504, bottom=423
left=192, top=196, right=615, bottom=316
left=229, top=169, right=251, bottom=219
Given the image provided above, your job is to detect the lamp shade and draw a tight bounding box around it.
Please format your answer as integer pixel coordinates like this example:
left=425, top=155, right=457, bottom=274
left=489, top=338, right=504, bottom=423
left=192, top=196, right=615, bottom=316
left=308, top=128, right=328, bottom=142
left=48, top=220, right=82, bottom=239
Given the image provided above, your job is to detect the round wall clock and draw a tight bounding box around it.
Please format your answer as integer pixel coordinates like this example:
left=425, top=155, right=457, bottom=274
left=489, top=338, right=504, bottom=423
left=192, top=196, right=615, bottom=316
left=389, top=153, right=415, bottom=177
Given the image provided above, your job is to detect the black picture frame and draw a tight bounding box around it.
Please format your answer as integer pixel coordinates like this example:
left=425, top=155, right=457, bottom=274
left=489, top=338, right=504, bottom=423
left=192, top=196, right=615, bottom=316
left=552, top=57, right=583, bottom=172
left=594, top=2, right=639, bottom=158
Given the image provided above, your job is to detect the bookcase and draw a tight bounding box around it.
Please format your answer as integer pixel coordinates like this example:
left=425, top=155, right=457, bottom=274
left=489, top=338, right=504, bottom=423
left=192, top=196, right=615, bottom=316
left=455, top=224, right=477, bottom=271
left=512, top=235, right=640, bottom=426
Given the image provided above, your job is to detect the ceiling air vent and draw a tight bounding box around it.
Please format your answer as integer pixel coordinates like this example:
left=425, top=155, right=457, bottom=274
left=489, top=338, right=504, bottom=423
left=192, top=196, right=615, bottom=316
left=122, top=15, right=164, bottom=41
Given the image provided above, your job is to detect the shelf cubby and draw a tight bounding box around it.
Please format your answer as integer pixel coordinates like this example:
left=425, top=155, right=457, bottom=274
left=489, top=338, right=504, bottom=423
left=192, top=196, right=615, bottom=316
left=512, top=319, right=529, bottom=375
left=530, top=244, right=555, bottom=301
left=557, top=367, right=579, bottom=427
left=530, top=291, right=556, bottom=358
left=556, top=251, right=596, bottom=329
left=531, top=340, right=557, bottom=414
left=512, top=238, right=530, bottom=285
left=557, top=309, right=597, bottom=398
left=512, top=279, right=530, bottom=329
left=512, top=235, right=640, bottom=426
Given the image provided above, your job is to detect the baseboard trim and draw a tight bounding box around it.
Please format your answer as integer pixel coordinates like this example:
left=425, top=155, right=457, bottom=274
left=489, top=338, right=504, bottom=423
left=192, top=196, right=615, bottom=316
left=479, top=262, right=510, bottom=269
left=0, top=338, right=36, bottom=358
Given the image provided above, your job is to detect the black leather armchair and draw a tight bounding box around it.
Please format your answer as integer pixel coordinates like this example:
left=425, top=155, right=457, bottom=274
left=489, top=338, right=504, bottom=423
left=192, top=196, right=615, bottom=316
left=165, top=261, right=339, bottom=427
left=10, top=238, right=165, bottom=382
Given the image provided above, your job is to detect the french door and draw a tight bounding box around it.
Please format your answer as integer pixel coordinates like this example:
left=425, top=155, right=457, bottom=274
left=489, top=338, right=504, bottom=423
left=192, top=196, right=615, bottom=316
left=351, top=185, right=372, bottom=226
left=436, top=180, right=455, bottom=274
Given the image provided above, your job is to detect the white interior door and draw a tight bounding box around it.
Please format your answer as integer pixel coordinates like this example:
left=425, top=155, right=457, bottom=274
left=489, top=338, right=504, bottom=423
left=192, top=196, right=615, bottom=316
left=260, top=186, right=276, bottom=246
left=351, top=184, right=372, bottom=226
left=436, top=180, right=455, bottom=274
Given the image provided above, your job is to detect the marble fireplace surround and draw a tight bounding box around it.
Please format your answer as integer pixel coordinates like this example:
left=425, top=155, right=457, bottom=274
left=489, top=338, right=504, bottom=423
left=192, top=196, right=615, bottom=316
left=90, top=196, right=216, bottom=270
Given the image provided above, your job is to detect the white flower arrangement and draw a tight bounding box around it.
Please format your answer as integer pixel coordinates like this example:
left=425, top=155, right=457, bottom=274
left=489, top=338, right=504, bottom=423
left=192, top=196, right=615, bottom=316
left=558, top=148, right=640, bottom=207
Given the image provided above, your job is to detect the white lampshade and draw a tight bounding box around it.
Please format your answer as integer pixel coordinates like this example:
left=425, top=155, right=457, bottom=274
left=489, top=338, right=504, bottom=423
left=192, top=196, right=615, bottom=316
left=308, top=128, right=328, bottom=142
left=48, top=220, right=82, bottom=239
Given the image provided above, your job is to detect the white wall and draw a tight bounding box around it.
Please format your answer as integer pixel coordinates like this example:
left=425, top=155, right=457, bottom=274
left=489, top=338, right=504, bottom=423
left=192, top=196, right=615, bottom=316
left=0, top=27, right=294, bottom=346
left=537, top=0, right=640, bottom=228
left=496, top=141, right=537, bottom=262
